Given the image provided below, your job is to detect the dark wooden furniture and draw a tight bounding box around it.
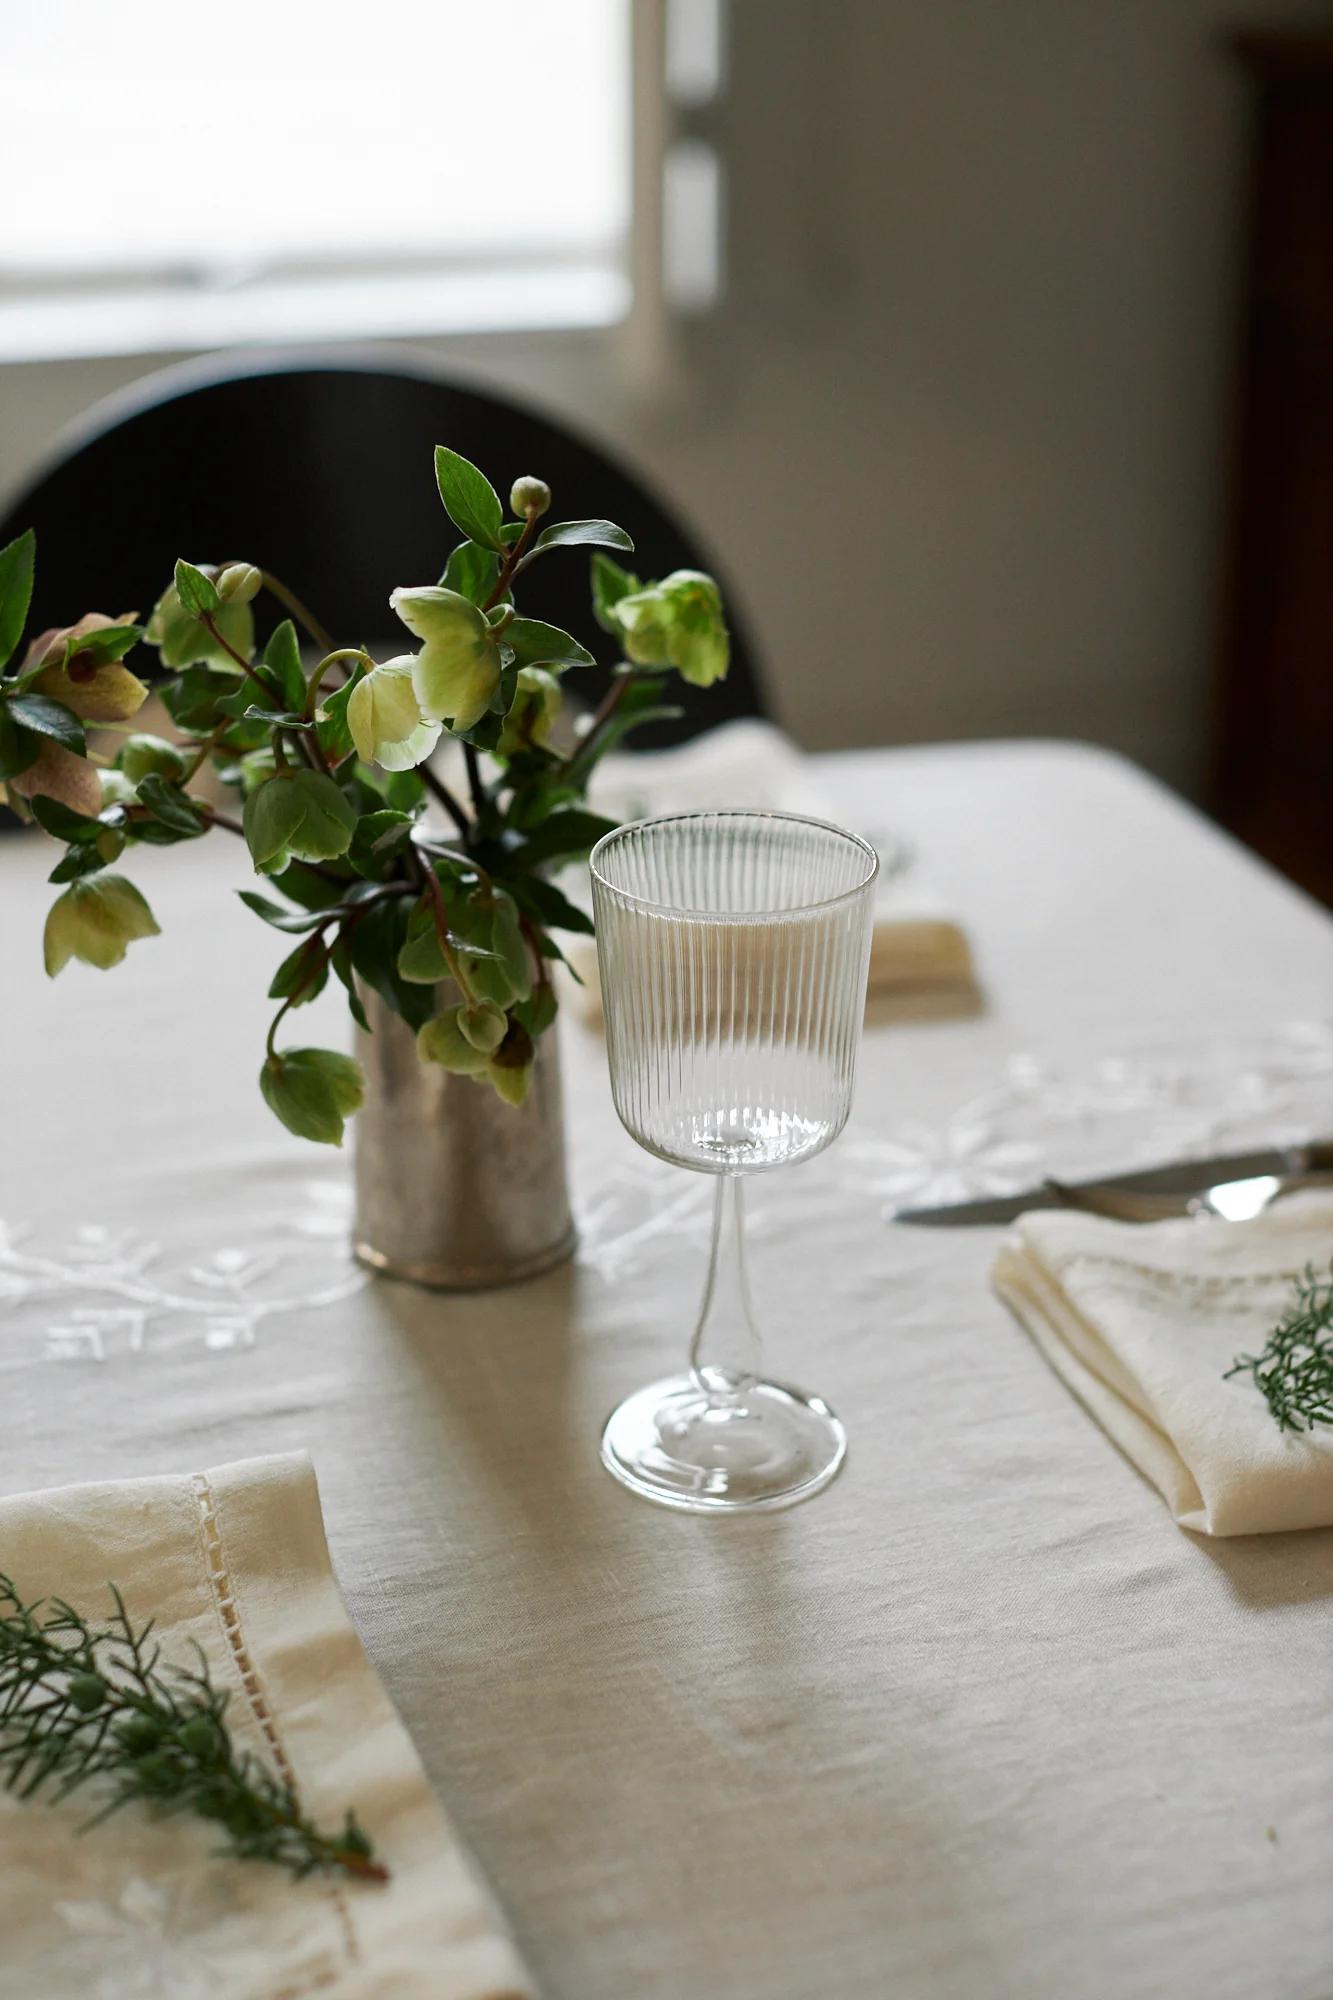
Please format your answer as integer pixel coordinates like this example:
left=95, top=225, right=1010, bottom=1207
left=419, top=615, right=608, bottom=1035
left=1214, top=34, right=1333, bottom=905
left=0, top=348, right=764, bottom=748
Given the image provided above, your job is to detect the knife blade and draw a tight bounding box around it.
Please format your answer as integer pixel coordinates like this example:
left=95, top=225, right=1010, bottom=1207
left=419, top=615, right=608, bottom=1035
left=892, top=1141, right=1331, bottom=1228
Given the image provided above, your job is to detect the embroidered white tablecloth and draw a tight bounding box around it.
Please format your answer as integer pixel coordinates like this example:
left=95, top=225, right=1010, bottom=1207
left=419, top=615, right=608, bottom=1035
left=4, top=741, right=1333, bottom=2000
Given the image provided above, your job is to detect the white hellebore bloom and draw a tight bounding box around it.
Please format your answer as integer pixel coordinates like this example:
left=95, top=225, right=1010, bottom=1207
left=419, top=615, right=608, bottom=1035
left=347, top=657, right=442, bottom=771
left=390, top=585, right=501, bottom=735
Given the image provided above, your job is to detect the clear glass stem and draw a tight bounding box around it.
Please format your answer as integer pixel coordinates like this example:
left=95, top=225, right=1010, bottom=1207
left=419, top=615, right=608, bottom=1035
left=689, top=1174, right=762, bottom=1399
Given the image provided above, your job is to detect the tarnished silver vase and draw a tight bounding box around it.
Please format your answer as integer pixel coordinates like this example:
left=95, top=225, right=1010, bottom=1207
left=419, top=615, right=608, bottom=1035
left=352, top=990, right=576, bottom=1289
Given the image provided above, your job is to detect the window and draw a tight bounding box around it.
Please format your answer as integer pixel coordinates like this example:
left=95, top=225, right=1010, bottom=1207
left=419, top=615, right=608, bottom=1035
left=2, top=0, right=633, bottom=361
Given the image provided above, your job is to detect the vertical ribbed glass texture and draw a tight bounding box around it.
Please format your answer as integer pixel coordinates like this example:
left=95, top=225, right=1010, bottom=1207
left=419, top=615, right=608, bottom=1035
left=592, top=811, right=879, bottom=1174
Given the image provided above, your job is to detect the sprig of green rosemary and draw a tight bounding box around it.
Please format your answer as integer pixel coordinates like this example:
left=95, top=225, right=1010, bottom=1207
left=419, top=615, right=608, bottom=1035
left=1225, top=1260, right=1333, bottom=1433
left=0, top=1575, right=387, bottom=1882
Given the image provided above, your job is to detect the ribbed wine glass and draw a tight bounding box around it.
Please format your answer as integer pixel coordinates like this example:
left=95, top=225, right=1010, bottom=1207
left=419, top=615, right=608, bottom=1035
left=590, top=810, right=879, bottom=1512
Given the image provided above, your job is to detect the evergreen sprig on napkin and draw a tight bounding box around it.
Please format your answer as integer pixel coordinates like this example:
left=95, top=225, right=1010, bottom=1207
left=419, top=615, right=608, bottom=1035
left=1226, top=1260, right=1333, bottom=1433
left=0, top=1575, right=387, bottom=1882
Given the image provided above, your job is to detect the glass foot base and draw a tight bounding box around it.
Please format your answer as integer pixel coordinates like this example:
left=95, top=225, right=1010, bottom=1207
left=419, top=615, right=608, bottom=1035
left=600, top=1375, right=847, bottom=1513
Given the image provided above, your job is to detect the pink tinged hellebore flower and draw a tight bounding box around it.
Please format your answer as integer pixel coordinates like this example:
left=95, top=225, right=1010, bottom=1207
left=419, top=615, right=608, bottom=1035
left=346, top=657, right=442, bottom=771
left=10, top=742, right=104, bottom=818
left=390, top=586, right=501, bottom=735
left=25, top=613, right=149, bottom=722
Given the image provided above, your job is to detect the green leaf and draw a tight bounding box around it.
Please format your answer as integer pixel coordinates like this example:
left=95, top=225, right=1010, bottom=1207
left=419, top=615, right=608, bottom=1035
left=61, top=622, right=141, bottom=670
left=161, top=666, right=267, bottom=743
left=505, top=874, right=595, bottom=935
left=136, top=773, right=205, bottom=838
left=263, top=619, right=306, bottom=712
left=6, top=693, right=85, bottom=756
left=440, top=539, right=501, bottom=606
left=434, top=447, right=505, bottom=553
left=345, top=897, right=435, bottom=1032
left=238, top=890, right=330, bottom=934
left=590, top=551, right=641, bottom=632
left=267, top=935, right=330, bottom=1005
left=513, top=981, right=559, bottom=1038
left=239, top=705, right=313, bottom=729
left=330, top=935, right=371, bottom=1033
left=48, top=843, right=109, bottom=884
left=510, top=807, right=618, bottom=866
left=260, top=1047, right=363, bottom=1147
left=519, top=520, right=634, bottom=574
left=267, top=860, right=352, bottom=910
left=174, top=559, right=220, bottom=620
left=242, top=771, right=356, bottom=871
left=29, top=793, right=100, bottom=843
left=0, top=706, right=38, bottom=779
left=0, top=528, right=35, bottom=673
left=504, top=618, right=595, bottom=673
left=348, top=808, right=416, bottom=881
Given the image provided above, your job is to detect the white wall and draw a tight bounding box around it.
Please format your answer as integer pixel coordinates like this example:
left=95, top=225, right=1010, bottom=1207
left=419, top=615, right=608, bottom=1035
left=2, top=1, right=1323, bottom=791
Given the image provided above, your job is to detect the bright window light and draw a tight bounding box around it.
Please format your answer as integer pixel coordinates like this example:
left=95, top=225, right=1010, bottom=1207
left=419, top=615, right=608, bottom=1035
left=1, top=0, right=632, bottom=361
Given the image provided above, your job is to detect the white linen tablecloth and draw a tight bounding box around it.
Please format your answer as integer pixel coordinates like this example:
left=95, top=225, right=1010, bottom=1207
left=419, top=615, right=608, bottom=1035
left=4, top=741, right=1333, bottom=2000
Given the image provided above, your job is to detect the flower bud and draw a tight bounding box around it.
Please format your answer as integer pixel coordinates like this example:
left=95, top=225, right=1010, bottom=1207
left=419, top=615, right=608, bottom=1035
left=390, top=585, right=501, bottom=734
left=509, top=475, right=551, bottom=519
left=346, top=656, right=442, bottom=771
left=119, top=733, right=186, bottom=783
left=43, top=874, right=160, bottom=977
left=216, top=562, right=263, bottom=606
left=96, top=826, right=126, bottom=865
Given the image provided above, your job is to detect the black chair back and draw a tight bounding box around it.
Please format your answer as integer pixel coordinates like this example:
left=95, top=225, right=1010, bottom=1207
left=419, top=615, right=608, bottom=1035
left=0, top=349, right=764, bottom=746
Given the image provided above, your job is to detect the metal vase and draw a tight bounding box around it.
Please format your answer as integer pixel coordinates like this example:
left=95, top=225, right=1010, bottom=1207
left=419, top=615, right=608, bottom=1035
left=352, top=990, right=576, bottom=1290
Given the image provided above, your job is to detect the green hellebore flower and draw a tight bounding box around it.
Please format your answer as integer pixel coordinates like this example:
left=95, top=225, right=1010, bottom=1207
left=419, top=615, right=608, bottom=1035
left=486, top=1058, right=532, bottom=1107
left=417, top=1006, right=491, bottom=1075
left=611, top=569, right=730, bottom=688
left=496, top=667, right=561, bottom=760
left=347, top=656, right=442, bottom=771
left=260, top=1047, right=364, bottom=1147
left=457, top=998, right=508, bottom=1054
left=486, top=1017, right=535, bottom=1106
left=145, top=578, right=255, bottom=672
left=390, top=585, right=501, bottom=734
left=44, top=874, right=160, bottom=977
left=119, top=733, right=187, bottom=783
left=242, top=770, right=357, bottom=874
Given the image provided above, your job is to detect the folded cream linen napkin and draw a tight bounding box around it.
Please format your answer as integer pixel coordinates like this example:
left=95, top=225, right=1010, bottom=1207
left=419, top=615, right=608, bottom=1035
left=564, top=719, right=973, bottom=1024
left=993, top=1190, right=1333, bottom=1536
left=0, top=1453, right=531, bottom=2000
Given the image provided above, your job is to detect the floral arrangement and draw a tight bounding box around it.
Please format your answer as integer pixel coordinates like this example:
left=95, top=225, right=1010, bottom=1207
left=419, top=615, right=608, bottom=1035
left=0, top=448, right=729, bottom=1143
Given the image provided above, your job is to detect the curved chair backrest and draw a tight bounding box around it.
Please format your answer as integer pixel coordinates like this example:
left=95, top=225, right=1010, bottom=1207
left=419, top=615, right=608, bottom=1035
left=0, top=349, right=764, bottom=746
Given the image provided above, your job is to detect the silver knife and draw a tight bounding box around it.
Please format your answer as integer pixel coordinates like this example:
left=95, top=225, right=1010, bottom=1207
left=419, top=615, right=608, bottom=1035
left=893, top=1141, right=1333, bottom=1227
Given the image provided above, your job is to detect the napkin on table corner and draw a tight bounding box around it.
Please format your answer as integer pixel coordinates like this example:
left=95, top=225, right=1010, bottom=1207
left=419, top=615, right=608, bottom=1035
left=993, top=1190, right=1333, bottom=1536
